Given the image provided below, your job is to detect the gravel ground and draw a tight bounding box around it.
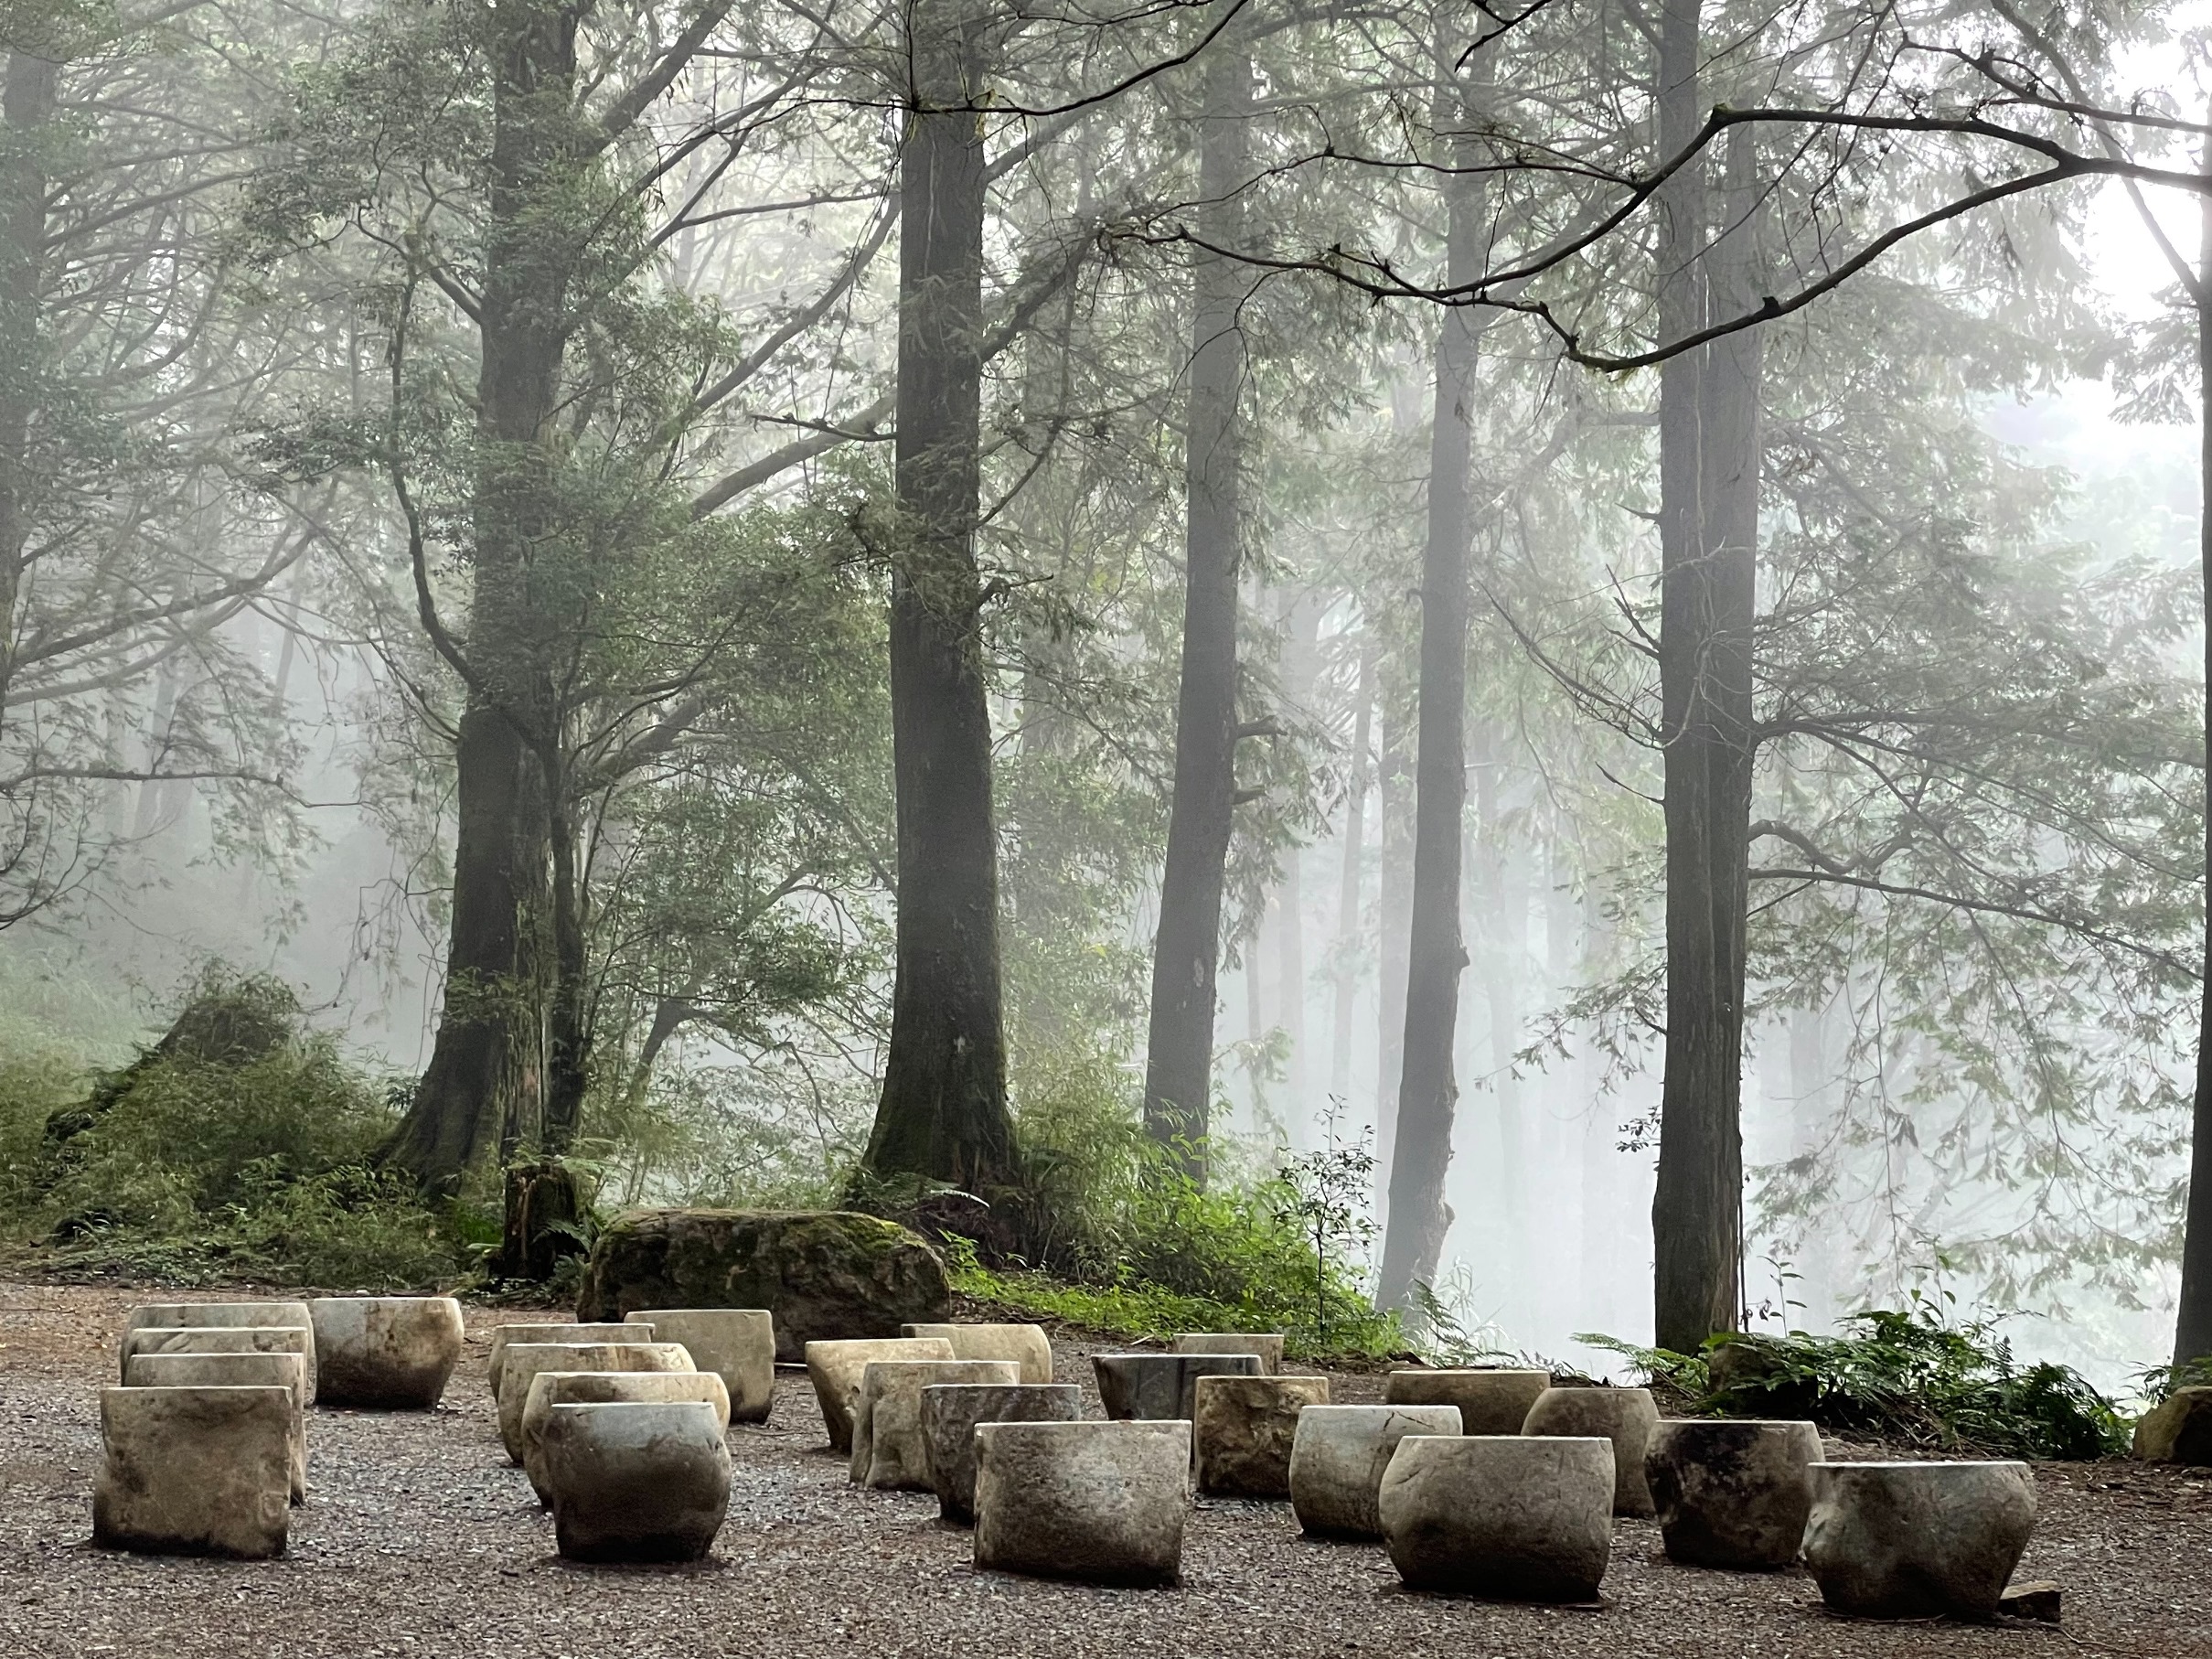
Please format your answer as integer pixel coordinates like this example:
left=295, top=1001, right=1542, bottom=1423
left=1, top=1280, right=2207, bottom=1658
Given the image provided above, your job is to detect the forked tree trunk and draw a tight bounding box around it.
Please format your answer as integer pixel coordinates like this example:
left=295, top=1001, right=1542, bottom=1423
left=1142, top=36, right=1253, bottom=1183
left=1377, top=48, right=1485, bottom=1311
left=860, top=0, right=1018, bottom=1193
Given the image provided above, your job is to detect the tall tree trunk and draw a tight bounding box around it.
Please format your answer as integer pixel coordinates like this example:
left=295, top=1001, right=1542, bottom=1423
left=1477, top=747, right=1530, bottom=1326
left=1373, top=703, right=1414, bottom=1202
left=1142, top=35, right=1252, bottom=1183
left=2173, top=157, right=2212, bottom=1370
left=1329, top=637, right=1375, bottom=1103
left=1276, top=591, right=1319, bottom=1133
left=860, top=0, right=1017, bottom=1193
left=0, top=51, right=55, bottom=730
left=1651, top=21, right=1764, bottom=1354
left=383, top=0, right=584, bottom=1192
left=1377, top=53, right=1485, bottom=1310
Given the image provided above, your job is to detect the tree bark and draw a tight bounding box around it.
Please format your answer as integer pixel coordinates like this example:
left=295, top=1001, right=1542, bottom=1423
left=1329, top=637, right=1375, bottom=1103
left=860, top=0, right=1017, bottom=1194
left=1276, top=591, right=1319, bottom=1130
left=1373, top=702, right=1414, bottom=1201
left=1651, top=17, right=1764, bottom=1355
left=1377, top=50, right=1485, bottom=1311
left=1141, top=37, right=1252, bottom=1183
left=2173, top=155, right=2212, bottom=1369
left=0, top=52, right=56, bottom=728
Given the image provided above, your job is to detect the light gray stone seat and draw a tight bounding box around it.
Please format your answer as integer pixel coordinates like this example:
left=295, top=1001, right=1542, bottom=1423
left=119, top=1324, right=310, bottom=1391
left=1646, top=1418, right=1823, bottom=1568
left=921, top=1382, right=1083, bottom=1523
left=93, top=1385, right=292, bottom=1558
left=486, top=1322, right=655, bottom=1402
left=903, top=1322, right=1054, bottom=1385
left=124, top=1351, right=309, bottom=1503
left=1522, top=1385, right=1661, bottom=1516
left=850, top=1359, right=1021, bottom=1490
left=1093, top=1352, right=1261, bottom=1420
left=1802, top=1461, right=2037, bottom=1618
left=310, top=1296, right=465, bottom=1409
left=804, top=1337, right=955, bottom=1453
left=539, top=1400, right=732, bottom=1563
left=625, top=1310, right=775, bottom=1423
left=1170, top=1333, right=1284, bottom=1375
left=494, top=1341, right=693, bottom=1462
left=1379, top=1434, right=1614, bottom=1601
left=973, top=1419, right=1191, bottom=1585
left=1288, top=1403, right=1462, bottom=1537
left=1192, top=1374, right=1329, bottom=1498
left=519, top=1370, right=731, bottom=1505
left=1384, top=1367, right=1552, bottom=1434
left=122, top=1302, right=315, bottom=1397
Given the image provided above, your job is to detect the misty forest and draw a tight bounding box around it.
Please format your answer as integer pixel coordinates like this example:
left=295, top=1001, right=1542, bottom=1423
left=14, top=0, right=2212, bottom=1437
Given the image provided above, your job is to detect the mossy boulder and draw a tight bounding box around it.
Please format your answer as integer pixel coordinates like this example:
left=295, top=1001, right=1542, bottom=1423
left=575, top=1209, right=951, bottom=1362
left=2133, top=1386, right=2212, bottom=1464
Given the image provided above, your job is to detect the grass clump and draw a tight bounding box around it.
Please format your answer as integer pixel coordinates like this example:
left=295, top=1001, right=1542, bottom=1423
left=1584, top=1300, right=2128, bottom=1460
left=0, top=967, right=475, bottom=1290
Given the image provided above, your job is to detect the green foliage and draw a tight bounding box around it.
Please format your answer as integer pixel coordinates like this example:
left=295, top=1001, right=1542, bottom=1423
left=0, top=971, right=470, bottom=1290
left=1582, top=1301, right=2129, bottom=1461
left=945, top=1046, right=1402, bottom=1361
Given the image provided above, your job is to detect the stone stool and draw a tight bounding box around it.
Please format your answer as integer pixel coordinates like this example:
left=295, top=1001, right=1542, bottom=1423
left=805, top=1337, right=955, bottom=1453
left=1384, top=1367, right=1552, bottom=1434
left=93, top=1385, right=292, bottom=1558
left=625, top=1310, right=775, bottom=1423
left=922, top=1382, right=1084, bottom=1523
left=1802, top=1461, right=2037, bottom=1618
left=123, top=1302, right=315, bottom=1397
left=520, top=1370, right=732, bottom=1504
left=973, top=1419, right=1191, bottom=1585
left=486, top=1322, right=654, bottom=1401
left=1093, top=1352, right=1262, bottom=1419
left=1646, top=1418, right=1823, bottom=1568
left=1192, top=1374, right=1330, bottom=1497
left=120, top=1324, right=309, bottom=1384
left=851, top=1359, right=1021, bottom=1490
left=496, top=1341, right=693, bottom=1461
left=309, top=1297, right=465, bottom=1408
left=1288, top=1403, right=1462, bottom=1537
left=539, top=1400, right=732, bottom=1563
left=903, top=1322, right=1055, bottom=1385
left=1171, top=1333, right=1284, bottom=1375
left=1522, top=1385, right=1661, bottom=1515
left=125, top=1351, right=309, bottom=1503
left=1379, top=1434, right=1614, bottom=1601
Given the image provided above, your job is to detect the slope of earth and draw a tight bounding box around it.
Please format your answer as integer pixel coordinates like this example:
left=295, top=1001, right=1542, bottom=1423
left=0, top=1280, right=2205, bottom=1659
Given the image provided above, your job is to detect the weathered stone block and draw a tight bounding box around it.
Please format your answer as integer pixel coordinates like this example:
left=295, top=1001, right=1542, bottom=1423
left=1191, top=1374, right=1330, bottom=1498
left=495, top=1341, right=694, bottom=1462
left=1379, top=1434, right=1614, bottom=1601
left=1288, top=1403, right=1462, bottom=1538
left=539, top=1400, right=732, bottom=1563
left=93, top=1385, right=291, bottom=1558
left=309, top=1297, right=465, bottom=1409
left=576, top=1209, right=951, bottom=1360
left=805, top=1336, right=955, bottom=1454
left=486, top=1322, right=650, bottom=1401
left=973, top=1419, right=1190, bottom=1585
left=625, top=1309, right=775, bottom=1423
left=2133, top=1386, right=2212, bottom=1465
left=519, top=1369, right=732, bottom=1505
left=1645, top=1418, right=1823, bottom=1568
left=921, top=1382, right=1083, bottom=1523
left=1802, top=1461, right=2038, bottom=1619
left=851, top=1359, right=1021, bottom=1489
left=1384, top=1367, right=1552, bottom=1434
left=1522, top=1385, right=1661, bottom=1516
left=1171, top=1333, right=1284, bottom=1375
left=903, top=1322, right=1054, bottom=1385
left=124, top=1352, right=308, bottom=1503
left=120, top=1325, right=309, bottom=1391
left=122, top=1302, right=315, bottom=1394
left=1093, top=1352, right=1262, bottom=1420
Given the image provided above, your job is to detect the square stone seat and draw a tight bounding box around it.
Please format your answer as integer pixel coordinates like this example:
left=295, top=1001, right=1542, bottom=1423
left=93, top=1385, right=292, bottom=1558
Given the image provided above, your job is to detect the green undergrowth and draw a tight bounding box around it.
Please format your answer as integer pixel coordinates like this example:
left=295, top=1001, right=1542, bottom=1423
left=1584, top=1301, right=2130, bottom=1460
left=0, top=968, right=479, bottom=1290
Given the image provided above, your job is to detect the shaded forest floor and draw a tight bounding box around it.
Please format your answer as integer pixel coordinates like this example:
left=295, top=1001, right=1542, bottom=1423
left=0, top=1280, right=2206, bottom=1658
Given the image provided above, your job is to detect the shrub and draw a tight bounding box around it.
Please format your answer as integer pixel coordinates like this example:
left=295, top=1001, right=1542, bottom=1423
left=1583, top=1300, right=2129, bottom=1460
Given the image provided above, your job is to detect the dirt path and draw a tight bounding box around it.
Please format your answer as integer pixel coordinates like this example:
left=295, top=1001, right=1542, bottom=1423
left=1, top=1280, right=2206, bottom=1658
